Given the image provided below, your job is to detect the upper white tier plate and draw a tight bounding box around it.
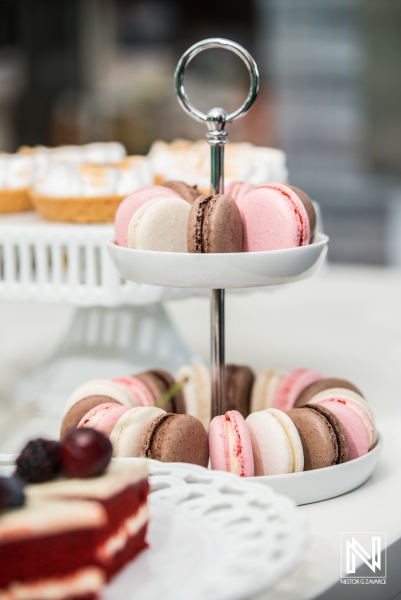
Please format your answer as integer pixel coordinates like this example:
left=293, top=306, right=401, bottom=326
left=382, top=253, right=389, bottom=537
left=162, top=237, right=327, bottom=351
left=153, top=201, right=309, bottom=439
left=107, top=233, right=329, bottom=289
left=249, top=436, right=383, bottom=505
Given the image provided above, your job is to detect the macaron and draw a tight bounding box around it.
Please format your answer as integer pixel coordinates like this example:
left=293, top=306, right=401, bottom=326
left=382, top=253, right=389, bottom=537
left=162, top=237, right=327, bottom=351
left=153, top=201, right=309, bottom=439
left=175, top=364, right=211, bottom=431
left=225, top=364, right=255, bottom=419
left=112, top=376, right=155, bottom=407
left=287, top=405, right=349, bottom=470
left=110, top=406, right=166, bottom=458
left=288, top=185, right=316, bottom=241
left=163, top=180, right=201, bottom=204
left=135, top=369, right=186, bottom=414
left=225, top=181, right=255, bottom=202
left=115, top=185, right=182, bottom=247
left=209, top=410, right=254, bottom=477
left=250, top=368, right=288, bottom=413
left=306, top=389, right=376, bottom=460
left=295, top=378, right=364, bottom=407
left=187, top=194, right=243, bottom=253
left=60, top=380, right=134, bottom=439
left=274, top=369, right=323, bottom=412
left=246, top=408, right=304, bottom=476
left=77, top=402, right=129, bottom=437
left=237, top=183, right=311, bottom=252
left=140, top=413, right=209, bottom=467
left=128, top=196, right=190, bottom=252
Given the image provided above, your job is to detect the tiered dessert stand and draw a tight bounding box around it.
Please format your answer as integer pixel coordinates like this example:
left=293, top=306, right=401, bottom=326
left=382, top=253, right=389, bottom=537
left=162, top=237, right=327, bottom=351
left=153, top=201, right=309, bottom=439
left=108, top=38, right=329, bottom=420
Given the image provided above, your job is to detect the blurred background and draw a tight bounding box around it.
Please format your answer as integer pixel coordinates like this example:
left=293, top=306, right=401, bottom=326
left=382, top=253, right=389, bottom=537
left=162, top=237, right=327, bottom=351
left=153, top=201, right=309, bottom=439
left=0, top=0, right=401, bottom=264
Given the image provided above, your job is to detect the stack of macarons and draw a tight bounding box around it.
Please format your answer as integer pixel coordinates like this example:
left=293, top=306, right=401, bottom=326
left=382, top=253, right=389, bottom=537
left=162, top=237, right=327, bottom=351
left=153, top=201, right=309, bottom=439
left=209, top=373, right=377, bottom=477
left=114, top=181, right=317, bottom=253
left=60, top=369, right=185, bottom=439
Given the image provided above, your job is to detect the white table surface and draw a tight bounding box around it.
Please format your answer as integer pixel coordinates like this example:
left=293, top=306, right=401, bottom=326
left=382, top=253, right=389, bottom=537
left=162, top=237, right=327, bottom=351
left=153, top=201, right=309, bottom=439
left=0, top=264, right=400, bottom=599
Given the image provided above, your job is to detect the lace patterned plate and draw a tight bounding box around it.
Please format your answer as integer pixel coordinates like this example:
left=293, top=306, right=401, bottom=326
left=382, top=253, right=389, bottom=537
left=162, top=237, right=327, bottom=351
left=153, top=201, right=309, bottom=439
left=105, top=459, right=308, bottom=600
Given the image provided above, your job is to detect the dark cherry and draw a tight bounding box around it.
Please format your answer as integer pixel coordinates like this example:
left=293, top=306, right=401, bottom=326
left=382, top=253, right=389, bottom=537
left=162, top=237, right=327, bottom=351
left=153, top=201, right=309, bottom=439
left=16, top=438, right=61, bottom=483
left=0, top=476, right=25, bottom=509
left=60, top=428, right=112, bottom=478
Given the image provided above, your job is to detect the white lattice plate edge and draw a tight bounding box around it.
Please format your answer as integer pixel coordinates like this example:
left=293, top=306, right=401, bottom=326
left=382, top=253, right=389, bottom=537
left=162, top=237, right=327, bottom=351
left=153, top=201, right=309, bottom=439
left=104, top=459, right=308, bottom=600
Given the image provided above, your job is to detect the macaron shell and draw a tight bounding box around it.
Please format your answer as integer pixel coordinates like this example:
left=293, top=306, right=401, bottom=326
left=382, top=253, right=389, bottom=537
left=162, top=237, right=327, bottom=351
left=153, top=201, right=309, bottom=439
left=163, top=181, right=201, bottom=203
left=267, top=408, right=304, bottom=473
left=225, top=365, right=254, bottom=419
left=250, top=368, right=287, bottom=413
left=288, top=185, right=316, bottom=239
left=305, top=404, right=348, bottom=463
left=110, top=406, right=166, bottom=458
left=63, top=380, right=134, bottom=416
left=115, top=185, right=181, bottom=247
left=176, top=364, right=211, bottom=430
left=141, top=413, right=209, bottom=467
left=77, top=402, right=129, bottom=437
left=209, top=415, right=229, bottom=472
left=295, top=378, right=364, bottom=407
left=187, top=194, right=243, bottom=253
left=112, top=376, right=155, bottom=407
left=307, top=388, right=376, bottom=447
left=128, top=196, right=190, bottom=252
left=310, top=399, right=370, bottom=460
left=209, top=411, right=254, bottom=477
left=237, top=183, right=310, bottom=252
left=286, top=407, right=339, bottom=470
left=60, top=395, right=121, bottom=440
left=225, top=181, right=255, bottom=202
left=274, top=369, right=323, bottom=412
left=246, top=411, right=293, bottom=475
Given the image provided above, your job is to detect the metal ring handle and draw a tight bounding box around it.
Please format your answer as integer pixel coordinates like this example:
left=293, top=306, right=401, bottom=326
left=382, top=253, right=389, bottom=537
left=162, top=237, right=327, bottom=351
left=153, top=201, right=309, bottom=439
left=175, top=38, right=259, bottom=124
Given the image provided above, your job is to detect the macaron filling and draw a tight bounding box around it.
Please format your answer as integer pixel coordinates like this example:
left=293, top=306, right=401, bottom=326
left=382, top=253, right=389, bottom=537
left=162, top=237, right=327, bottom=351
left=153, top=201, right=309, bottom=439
left=193, top=195, right=217, bottom=253
left=225, top=414, right=245, bottom=477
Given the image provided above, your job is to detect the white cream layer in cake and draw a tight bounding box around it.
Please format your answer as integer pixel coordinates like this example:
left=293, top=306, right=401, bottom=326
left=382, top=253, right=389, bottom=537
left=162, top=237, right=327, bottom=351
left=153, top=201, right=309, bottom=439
left=0, top=498, right=106, bottom=542
left=26, top=459, right=148, bottom=502
left=0, top=568, right=104, bottom=600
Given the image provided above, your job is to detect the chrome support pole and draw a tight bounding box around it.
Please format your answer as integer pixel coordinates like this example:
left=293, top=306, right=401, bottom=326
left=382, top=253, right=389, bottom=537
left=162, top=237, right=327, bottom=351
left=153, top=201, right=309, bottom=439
left=175, top=38, right=259, bottom=419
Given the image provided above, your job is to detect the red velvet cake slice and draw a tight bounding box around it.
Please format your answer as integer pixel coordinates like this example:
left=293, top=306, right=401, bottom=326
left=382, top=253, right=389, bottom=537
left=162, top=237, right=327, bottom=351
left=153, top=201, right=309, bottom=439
left=0, top=497, right=106, bottom=600
left=27, top=459, right=149, bottom=580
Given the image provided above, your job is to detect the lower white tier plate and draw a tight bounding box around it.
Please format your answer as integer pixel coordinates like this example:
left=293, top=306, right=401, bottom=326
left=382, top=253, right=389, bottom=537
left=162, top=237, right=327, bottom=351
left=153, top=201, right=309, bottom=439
left=248, top=436, right=383, bottom=505
left=104, top=459, right=308, bottom=600
left=107, top=233, right=329, bottom=289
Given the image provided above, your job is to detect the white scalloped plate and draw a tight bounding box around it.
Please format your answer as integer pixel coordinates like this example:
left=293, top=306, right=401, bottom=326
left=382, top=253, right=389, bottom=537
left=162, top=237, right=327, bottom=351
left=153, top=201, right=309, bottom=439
left=106, top=233, right=328, bottom=289
left=248, top=436, right=383, bottom=505
left=104, top=459, right=308, bottom=600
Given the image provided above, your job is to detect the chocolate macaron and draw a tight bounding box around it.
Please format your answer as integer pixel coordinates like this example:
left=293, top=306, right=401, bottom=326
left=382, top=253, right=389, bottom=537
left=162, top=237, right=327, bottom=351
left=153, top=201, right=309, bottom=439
left=287, top=405, right=348, bottom=470
left=187, top=194, right=242, bottom=253
left=225, top=364, right=255, bottom=419
left=163, top=180, right=201, bottom=204
left=140, top=413, right=209, bottom=467
left=288, top=185, right=316, bottom=241
left=295, top=378, right=363, bottom=408
left=135, top=369, right=185, bottom=414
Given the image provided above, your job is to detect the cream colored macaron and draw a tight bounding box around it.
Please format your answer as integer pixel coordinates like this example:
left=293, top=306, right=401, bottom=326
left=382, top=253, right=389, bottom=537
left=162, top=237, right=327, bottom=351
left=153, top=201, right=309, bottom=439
left=176, top=364, right=211, bottom=431
left=127, top=196, right=190, bottom=252
left=110, top=406, right=166, bottom=458
left=246, top=408, right=304, bottom=476
left=250, top=368, right=288, bottom=413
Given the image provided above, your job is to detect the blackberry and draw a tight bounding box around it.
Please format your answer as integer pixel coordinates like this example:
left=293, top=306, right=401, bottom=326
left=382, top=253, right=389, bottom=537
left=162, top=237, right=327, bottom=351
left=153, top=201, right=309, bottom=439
left=16, top=438, right=61, bottom=483
left=0, top=476, right=25, bottom=509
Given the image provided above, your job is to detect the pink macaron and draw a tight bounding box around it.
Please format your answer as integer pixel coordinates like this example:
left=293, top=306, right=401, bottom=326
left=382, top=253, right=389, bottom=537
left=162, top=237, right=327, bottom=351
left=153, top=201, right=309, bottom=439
left=112, top=376, right=155, bottom=407
left=115, top=185, right=181, bottom=247
left=77, top=402, right=129, bottom=437
left=307, top=389, right=376, bottom=460
left=237, top=183, right=311, bottom=252
left=225, top=181, right=255, bottom=202
left=274, top=369, right=323, bottom=412
left=209, top=410, right=254, bottom=477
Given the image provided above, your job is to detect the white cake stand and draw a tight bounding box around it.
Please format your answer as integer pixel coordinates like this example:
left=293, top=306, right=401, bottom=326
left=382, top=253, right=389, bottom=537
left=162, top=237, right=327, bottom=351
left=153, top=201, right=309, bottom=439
left=108, top=38, right=329, bottom=420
